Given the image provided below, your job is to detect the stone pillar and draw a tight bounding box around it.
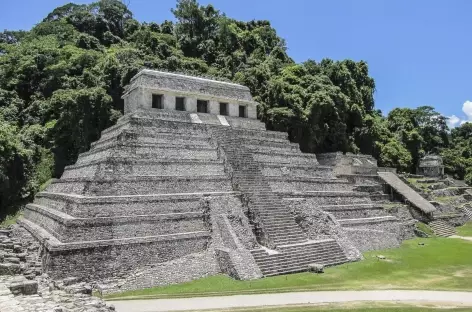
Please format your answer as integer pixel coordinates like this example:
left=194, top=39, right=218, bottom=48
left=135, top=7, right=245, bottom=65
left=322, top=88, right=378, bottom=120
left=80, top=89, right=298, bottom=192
left=209, top=100, right=219, bottom=115
left=163, top=94, right=176, bottom=111
left=247, top=104, right=257, bottom=119
left=228, top=103, right=239, bottom=117
left=186, top=97, right=197, bottom=112
left=137, top=87, right=149, bottom=111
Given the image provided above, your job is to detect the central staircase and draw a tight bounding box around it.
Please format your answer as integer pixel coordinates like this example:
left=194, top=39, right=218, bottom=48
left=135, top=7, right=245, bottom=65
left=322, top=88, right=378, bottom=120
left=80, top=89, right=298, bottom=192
left=251, top=240, right=347, bottom=276
left=209, top=126, right=348, bottom=275
left=210, top=127, right=306, bottom=247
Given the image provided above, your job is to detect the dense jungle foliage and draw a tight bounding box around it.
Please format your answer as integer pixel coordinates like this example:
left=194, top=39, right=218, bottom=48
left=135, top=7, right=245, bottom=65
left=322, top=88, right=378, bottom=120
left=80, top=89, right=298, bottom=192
left=0, top=0, right=470, bottom=221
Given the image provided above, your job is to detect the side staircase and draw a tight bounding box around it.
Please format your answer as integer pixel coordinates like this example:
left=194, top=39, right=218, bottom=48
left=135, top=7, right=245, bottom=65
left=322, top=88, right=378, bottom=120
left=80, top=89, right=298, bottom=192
left=464, top=206, right=472, bottom=220
left=378, top=171, right=436, bottom=215
left=428, top=220, right=456, bottom=237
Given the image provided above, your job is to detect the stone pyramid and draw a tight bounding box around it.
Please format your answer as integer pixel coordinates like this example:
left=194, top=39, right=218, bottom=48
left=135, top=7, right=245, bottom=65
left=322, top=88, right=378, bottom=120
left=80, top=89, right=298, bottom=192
left=20, top=70, right=408, bottom=290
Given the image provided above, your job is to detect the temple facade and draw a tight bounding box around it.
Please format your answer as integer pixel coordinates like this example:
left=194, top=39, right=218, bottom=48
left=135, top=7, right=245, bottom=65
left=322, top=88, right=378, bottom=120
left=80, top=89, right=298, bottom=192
left=122, top=69, right=258, bottom=118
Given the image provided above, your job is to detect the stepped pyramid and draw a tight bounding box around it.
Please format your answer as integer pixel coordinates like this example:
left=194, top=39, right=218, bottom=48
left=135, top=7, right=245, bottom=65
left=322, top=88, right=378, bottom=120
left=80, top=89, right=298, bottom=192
left=20, top=70, right=409, bottom=288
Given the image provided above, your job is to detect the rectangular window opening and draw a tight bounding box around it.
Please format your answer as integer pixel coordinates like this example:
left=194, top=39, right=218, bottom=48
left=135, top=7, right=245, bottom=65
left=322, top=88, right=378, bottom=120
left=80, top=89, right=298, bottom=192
left=219, top=102, right=228, bottom=116
left=152, top=94, right=163, bottom=109
left=176, top=97, right=185, bottom=111
left=239, top=105, right=247, bottom=118
left=197, top=100, right=208, bottom=113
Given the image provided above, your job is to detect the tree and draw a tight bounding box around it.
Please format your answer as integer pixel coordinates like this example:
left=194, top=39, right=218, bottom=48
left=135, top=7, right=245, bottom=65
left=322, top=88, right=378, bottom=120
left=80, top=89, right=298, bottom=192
left=45, top=88, right=119, bottom=176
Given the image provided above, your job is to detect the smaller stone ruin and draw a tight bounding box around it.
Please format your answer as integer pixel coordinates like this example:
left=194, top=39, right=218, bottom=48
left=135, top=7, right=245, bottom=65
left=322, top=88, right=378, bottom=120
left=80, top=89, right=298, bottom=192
left=316, top=152, right=378, bottom=175
left=418, top=155, right=444, bottom=178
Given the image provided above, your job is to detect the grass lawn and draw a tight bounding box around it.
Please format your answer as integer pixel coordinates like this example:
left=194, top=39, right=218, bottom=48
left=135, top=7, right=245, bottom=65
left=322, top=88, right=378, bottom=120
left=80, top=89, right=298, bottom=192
left=213, top=302, right=472, bottom=312
left=106, top=237, right=472, bottom=300
left=457, top=222, right=472, bottom=237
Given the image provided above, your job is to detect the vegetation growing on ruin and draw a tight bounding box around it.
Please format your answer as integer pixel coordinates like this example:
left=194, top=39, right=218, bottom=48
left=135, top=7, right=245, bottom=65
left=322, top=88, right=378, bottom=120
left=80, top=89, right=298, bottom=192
left=105, top=238, right=472, bottom=299
left=0, top=209, right=23, bottom=228
left=415, top=222, right=435, bottom=236
left=0, top=0, right=471, bottom=221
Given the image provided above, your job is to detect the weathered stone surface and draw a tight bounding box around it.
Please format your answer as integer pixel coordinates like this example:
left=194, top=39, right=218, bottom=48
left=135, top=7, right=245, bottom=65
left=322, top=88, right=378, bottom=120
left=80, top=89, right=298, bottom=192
left=307, top=263, right=324, bottom=273
left=61, top=276, right=80, bottom=286
left=0, top=226, right=114, bottom=312
left=8, top=280, right=38, bottom=295
left=0, top=263, right=21, bottom=275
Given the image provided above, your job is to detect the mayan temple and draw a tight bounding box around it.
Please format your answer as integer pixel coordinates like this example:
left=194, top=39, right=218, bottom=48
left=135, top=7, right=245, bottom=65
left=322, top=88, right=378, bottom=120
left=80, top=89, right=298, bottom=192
left=19, top=69, right=429, bottom=290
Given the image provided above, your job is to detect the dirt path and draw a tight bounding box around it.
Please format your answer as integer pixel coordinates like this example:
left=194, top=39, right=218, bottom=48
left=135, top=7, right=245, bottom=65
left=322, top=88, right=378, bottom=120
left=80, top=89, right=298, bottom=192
left=108, top=290, right=472, bottom=312
left=451, top=235, right=472, bottom=241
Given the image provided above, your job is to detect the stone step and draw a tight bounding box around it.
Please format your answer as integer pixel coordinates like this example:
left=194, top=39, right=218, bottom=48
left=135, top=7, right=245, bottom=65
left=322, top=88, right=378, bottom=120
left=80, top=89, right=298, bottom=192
left=353, top=184, right=384, bottom=193
left=252, top=244, right=341, bottom=259
left=269, top=179, right=354, bottom=193
left=225, top=128, right=288, bottom=141
left=337, top=216, right=398, bottom=226
left=320, top=204, right=388, bottom=219
left=99, top=117, right=210, bottom=141
left=268, top=231, right=307, bottom=240
left=62, top=158, right=225, bottom=179
left=35, top=191, right=239, bottom=218
left=428, top=220, right=456, bottom=237
left=24, top=204, right=207, bottom=242
left=243, top=139, right=300, bottom=150
left=253, top=152, right=319, bottom=166
left=76, top=143, right=219, bottom=165
left=250, top=240, right=348, bottom=276
left=263, top=259, right=347, bottom=277
left=20, top=217, right=211, bottom=249
left=277, top=240, right=340, bottom=252
left=256, top=253, right=348, bottom=269
left=46, top=175, right=232, bottom=196
left=257, top=253, right=348, bottom=271
left=319, top=203, right=377, bottom=210
left=278, top=191, right=371, bottom=198
left=245, top=145, right=301, bottom=155
left=92, top=130, right=212, bottom=150
left=260, top=164, right=335, bottom=179
left=263, top=220, right=301, bottom=227
left=462, top=207, right=472, bottom=219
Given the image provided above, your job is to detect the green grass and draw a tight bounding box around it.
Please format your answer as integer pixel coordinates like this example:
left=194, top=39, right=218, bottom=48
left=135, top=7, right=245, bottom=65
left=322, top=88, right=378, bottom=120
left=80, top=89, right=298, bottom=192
left=406, top=178, right=431, bottom=193
left=416, top=222, right=435, bottom=236
left=432, top=196, right=457, bottom=204
left=0, top=210, right=23, bottom=228
left=216, top=302, right=472, bottom=312
left=457, top=222, right=472, bottom=237
left=106, top=237, right=472, bottom=300
left=39, top=179, right=52, bottom=192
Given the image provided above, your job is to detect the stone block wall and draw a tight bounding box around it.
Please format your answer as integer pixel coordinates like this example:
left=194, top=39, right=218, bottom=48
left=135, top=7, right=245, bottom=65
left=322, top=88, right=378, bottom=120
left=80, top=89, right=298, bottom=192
left=44, top=235, right=211, bottom=280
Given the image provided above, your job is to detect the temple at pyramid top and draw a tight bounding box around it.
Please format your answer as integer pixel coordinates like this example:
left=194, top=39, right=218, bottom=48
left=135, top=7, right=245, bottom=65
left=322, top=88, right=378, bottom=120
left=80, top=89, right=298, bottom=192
left=122, top=69, right=258, bottom=118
